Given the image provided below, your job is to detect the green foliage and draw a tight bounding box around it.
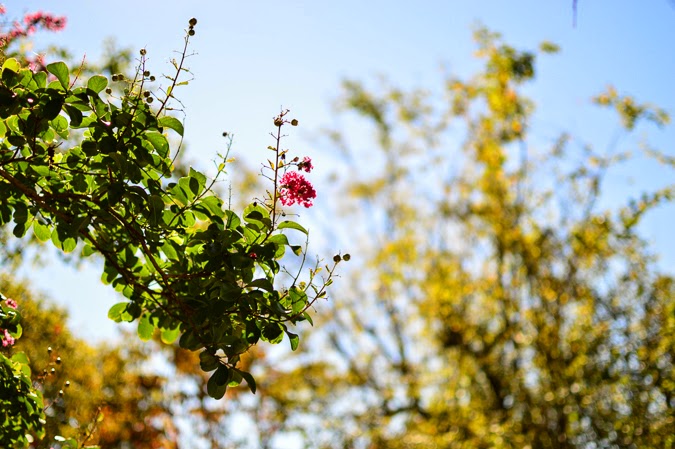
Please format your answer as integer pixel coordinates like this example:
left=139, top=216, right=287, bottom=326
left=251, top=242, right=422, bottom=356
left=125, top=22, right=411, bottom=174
left=0, top=20, right=342, bottom=448
left=0, top=276, right=187, bottom=448
left=0, top=298, right=44, bottom=447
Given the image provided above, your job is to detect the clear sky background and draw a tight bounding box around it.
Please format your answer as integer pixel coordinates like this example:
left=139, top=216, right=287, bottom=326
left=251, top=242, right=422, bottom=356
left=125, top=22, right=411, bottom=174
left=8, top=0, right=675, bottom=341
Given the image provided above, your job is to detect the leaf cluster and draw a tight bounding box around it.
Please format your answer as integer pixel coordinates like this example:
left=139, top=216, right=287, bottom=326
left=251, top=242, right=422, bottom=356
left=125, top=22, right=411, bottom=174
left=0, top=35, right=325, bottom=409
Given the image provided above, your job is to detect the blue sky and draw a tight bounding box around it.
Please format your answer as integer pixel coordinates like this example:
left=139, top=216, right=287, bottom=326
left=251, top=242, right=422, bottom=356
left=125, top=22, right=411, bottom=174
left=9, top=1, right=675, bottom=340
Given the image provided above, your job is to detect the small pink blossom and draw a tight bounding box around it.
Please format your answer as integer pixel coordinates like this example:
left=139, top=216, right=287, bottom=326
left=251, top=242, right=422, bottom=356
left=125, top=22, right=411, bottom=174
left=1, top=329, right=15, bottom=347
left=298, top=156, right=313, bottom=173
left=0, top=5, right=6, bottom=15
left=5, top=298, right=17, bottom=309
left=279, top=171, right=316, bottom=208
left=27, top=54, right=46, bottom=73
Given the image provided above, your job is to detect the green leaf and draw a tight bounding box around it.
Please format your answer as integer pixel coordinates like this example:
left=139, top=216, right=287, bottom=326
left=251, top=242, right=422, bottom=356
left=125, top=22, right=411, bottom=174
left=199, top=350, right=220, bottom=372
left=11, top=352, right=30, bottom=365
left=207, top=365, right=230, bottom=399
left=224, top=210, right=241, bottom=229
left=161, top=240, right=179, bottom=261
left=145, top=131, right=169, bottom=158
left=195, top=195, right=225, bottom=219
left=207, top=374, right=228, bottom=399
left=248, top=278, right=274, bottom=292
left=160, top=327, right=181, bottom=344
left=261, top=323, right=284, bottom=344
left=50, top=115, right=69, bottom=139
left=1, top=67, right=18, bottom=87
left=278, top=220, right=308, bottom=235
left=12, top=223, right=27, bottom=238
left=13, top=202, right=28, bottom=224
left=101, top=262, right=119, bottom=285
left=188, top=167, right=206, bottom=196
left=63, top=104, right=83, bottom=126
left=87, top=75, right=108, bottom=94
left=126, top=302, right=142, bottom=321
left=159, top=116, right=184, bottom=136
left=29, top=164, right=51, bottom=177
left=214, top=364, right=230, bottom=383
left=301, top=311, right=314, bottom=326
left=1, top=58, right=20, bottom=73
left=51, top=228, right=77, bottom=253
left=31, top=71, right=48, bottom=89
left=137, top=314, right=154, bottom=341
left=107, top=302, right=128, bottom=322
left=43, top=97, right=64, bottom=121
left=179, top=330, right=202, bottom=350
left=287, top=331, right=299, bottom=351
left=32, top=220, right=51, bottom=242
left=228, top=369, right=243, bottom=387
left=237, top=369, right=257, bottom=394
left=289, top=286, right=308, bottom=314
left=147, top=194, right=165, bottom=226
left=46, top=62, right=70, bottom=90
left=1, top=59, right=20, bottom=87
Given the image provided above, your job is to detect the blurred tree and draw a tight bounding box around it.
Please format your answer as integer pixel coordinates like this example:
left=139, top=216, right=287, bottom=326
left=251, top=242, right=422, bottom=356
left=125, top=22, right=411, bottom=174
left=203, top=28, right=675, bottom=448
left=0, top=275, right=180, bottom=448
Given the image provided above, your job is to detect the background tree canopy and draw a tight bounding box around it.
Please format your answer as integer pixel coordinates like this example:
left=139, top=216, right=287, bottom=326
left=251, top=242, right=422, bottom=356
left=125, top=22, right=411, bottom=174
left=188, top=29, right=673, bottom=449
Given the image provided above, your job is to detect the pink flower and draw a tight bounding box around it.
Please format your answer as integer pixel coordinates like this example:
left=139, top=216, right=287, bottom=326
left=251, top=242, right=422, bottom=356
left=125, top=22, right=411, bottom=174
left=1, top=329, right=15, bottom=347
left=5, top=298, right=17, bottom=309
left=279, top=171, right=316, bottom=208
left=298, top=156, right=313, bottom=173
left=0, top=10, right=66, bottom=48
left=27, top=54, right=46, bottom=73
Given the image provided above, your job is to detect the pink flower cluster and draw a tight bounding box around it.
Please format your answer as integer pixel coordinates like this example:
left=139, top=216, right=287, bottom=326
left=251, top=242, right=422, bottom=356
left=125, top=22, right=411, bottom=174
left=279, top=170, right=316, bottom=208
left=1, top=329, right=14, bottom=347
left=0, top=5, right=66, bottom=48
left=23, top=12, right=67, bottom=32
left=1, top=298, right=18, bottom=347
left=298, top=156, right=313, bottom=173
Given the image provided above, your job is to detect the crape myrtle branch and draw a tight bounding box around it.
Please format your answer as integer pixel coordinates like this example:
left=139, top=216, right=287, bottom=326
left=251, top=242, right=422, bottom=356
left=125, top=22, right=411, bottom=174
left=0, top=17, right=347, bottom=404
